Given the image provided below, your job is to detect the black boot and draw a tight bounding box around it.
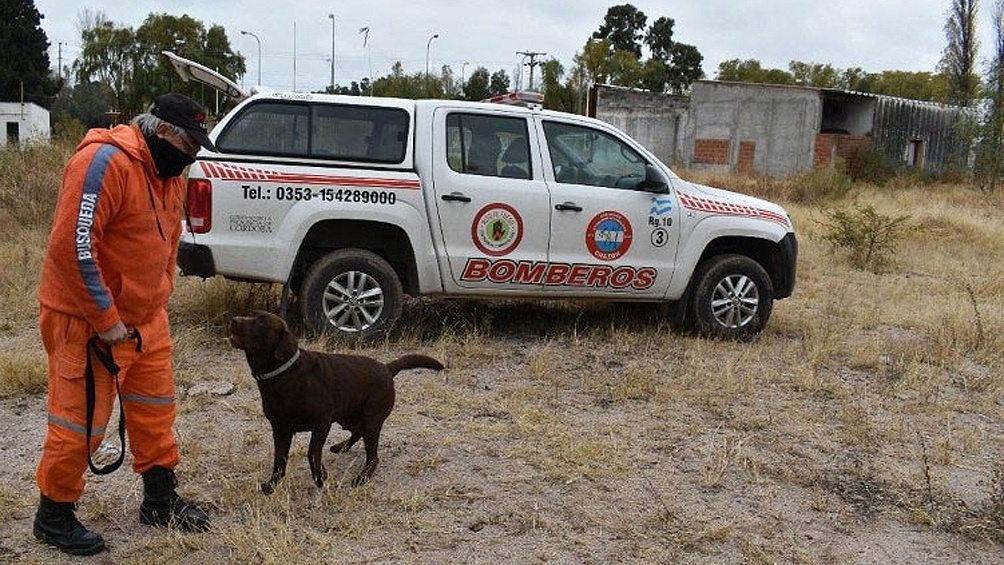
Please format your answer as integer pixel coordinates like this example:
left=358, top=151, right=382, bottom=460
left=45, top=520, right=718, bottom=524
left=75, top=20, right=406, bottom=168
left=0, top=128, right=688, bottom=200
left=33, top=495, right=106, bottom=556
left=139, top=466, right=210, bottom=532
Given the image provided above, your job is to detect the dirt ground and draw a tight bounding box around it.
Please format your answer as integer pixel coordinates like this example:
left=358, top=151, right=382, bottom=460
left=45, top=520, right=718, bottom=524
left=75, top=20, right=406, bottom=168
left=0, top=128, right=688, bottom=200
left=1, top=295, right=1003, bottom=565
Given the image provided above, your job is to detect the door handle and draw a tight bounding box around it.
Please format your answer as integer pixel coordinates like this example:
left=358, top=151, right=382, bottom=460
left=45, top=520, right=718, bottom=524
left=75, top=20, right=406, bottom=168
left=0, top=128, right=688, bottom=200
left=554, top=202, right=582, bottom=212
left=441, top=192, right=472, bottom=203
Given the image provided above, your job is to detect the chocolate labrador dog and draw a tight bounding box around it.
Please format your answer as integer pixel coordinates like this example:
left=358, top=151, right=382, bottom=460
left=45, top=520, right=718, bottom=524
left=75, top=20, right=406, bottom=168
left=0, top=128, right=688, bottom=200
left=228, top=310, right=444, bottom=493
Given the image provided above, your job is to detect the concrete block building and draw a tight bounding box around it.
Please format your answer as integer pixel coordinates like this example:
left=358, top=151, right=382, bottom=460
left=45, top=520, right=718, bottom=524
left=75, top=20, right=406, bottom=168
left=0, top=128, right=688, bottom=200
left=0, top=102, right=50, bottom=147
left=592, top=81, right=972, bottom=178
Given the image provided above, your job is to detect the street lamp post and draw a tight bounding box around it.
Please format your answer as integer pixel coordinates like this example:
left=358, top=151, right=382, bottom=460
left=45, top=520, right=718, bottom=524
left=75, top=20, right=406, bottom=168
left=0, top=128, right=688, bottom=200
left=240, top=30, right=262, bottom=86
left=328, top=14, right=335, bottom=91
left=359, top=26, right=372, bottom=96
left=425, top=33, right=439, bottom=82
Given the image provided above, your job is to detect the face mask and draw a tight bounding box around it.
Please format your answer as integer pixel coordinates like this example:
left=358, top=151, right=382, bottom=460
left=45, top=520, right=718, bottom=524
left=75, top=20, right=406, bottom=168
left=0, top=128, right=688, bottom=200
left=146, top=133, right=196, bottom=178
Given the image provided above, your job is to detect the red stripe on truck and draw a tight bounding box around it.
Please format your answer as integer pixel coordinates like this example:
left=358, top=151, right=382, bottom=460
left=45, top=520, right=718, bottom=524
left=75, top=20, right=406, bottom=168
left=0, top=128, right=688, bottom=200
left=197, top=162, right=421, bottom=189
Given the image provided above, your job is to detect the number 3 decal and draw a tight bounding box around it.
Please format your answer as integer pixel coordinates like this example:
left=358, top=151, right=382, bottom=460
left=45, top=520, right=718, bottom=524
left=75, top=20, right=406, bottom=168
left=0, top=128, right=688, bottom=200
left=650, top=227, right=668, bottom=247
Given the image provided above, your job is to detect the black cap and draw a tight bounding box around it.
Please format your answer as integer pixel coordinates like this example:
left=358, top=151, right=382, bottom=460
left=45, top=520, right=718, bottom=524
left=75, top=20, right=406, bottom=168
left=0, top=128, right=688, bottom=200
left=150, top=93, right=217, bottom=153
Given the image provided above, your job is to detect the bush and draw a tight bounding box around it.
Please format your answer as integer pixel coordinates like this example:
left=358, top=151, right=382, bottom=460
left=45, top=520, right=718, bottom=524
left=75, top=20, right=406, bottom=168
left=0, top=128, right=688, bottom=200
left=788, top=163, right=853, bottom=203
left=817, top=203, right=911, bottom=272
left=847, top=144, right=899, bottom=185
left=51, top=114, right=88, bottom=144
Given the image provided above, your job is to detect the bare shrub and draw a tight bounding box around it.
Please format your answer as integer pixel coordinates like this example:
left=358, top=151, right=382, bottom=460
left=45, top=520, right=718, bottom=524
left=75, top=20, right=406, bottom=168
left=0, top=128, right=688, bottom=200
left=817, top=202, right=911, bottom=271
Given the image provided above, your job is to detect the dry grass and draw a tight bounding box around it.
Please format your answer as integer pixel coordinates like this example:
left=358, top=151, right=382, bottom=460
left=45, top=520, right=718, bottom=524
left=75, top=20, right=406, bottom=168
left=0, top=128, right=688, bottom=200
left=2, top=146, right=1004, bottom=563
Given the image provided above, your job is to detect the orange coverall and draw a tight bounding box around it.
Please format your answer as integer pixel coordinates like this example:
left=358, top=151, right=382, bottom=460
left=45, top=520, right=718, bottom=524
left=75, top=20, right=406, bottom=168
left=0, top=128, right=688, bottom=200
left=37, top=124, right=184, bottom=502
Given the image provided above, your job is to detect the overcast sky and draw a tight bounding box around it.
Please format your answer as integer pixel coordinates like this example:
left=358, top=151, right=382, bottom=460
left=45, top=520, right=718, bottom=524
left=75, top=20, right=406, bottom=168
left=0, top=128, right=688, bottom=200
left=32, top=0, right=1002, bottom=94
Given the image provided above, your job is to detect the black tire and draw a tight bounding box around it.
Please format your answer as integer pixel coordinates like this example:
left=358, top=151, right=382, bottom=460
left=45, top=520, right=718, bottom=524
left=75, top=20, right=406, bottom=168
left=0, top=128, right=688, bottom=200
left=299, top=249, right=403, bottom=339
left=688, top=254, right=773, bottom=340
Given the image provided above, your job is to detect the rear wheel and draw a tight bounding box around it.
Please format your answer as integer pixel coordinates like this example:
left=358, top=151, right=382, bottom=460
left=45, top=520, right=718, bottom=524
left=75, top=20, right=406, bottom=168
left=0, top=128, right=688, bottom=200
left=299, top=249, right=403, bottom=339
left=688, top=254, right=773, bottom=340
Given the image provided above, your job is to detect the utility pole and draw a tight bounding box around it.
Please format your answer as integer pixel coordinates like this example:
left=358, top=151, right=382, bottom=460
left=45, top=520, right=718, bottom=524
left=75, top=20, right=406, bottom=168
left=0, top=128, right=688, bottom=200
left=517, top=51, right=546, bottom=91
left=57, top=42, right=63, bottom=81
left=328, top=14, right=335, bottom=91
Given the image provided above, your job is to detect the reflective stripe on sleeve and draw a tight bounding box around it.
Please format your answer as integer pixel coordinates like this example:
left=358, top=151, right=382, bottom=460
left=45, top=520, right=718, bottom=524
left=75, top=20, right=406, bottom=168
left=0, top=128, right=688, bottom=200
left=76, top=144, right=120, bottom=312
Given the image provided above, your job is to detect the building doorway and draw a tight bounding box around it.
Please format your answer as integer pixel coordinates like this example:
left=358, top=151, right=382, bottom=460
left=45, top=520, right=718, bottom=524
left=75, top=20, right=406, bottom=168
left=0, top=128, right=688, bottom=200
left=6, top=122, right=19, bottom=146
left=906, top=139, right=925, bottom=168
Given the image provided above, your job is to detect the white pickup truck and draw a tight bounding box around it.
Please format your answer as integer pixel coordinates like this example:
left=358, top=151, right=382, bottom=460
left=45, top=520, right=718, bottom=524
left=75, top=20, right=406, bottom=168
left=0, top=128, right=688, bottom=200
left=167, top=53, right=797, bottom=340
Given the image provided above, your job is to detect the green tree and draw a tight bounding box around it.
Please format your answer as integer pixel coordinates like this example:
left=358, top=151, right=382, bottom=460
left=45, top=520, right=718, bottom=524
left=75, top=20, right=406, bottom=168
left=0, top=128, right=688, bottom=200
left=609, top=50, right=644, bottom=86
left=975, top=0, right=1004, bottom=191
left=51, top=80, right=113, bottom=128
left=593, top=3, right=647, bottom=57
left=322, top=78, right=372, bottom=96
left=643, top=16, right=703, bottom=94
left=941, top=0, right=980, bottom=106
left=489, top=69, right=511, bottom=96
left=583, top=7, right=702, bottom=94
left=716, top=58, right=949, bottom=102
left=74, top=17, right=136, bottom=115
left=716, top=59, right=794, bottom=84
left=74, top=12, right=244, bottom=117
left=0, top=0, right=61, bottom=106
left=371, top=62, right=424, bottom=98
left=840, top=67, right=868, bottom=91
left=865, top=70, right=949, bottom=102
left=666, top=42, right=703, bottom=94
left=574, top=38, right=615, bottom=86
left=135, top=14, right=244, bottom=115
left=540, top=59, right=577, bottom=112
left=640, top=58, right=669, bottom=92
left=644, top=16, right=674, bottom=59
left=464, top=67, right=491, bottom=101
left=789, top=61, right=840, bottom=87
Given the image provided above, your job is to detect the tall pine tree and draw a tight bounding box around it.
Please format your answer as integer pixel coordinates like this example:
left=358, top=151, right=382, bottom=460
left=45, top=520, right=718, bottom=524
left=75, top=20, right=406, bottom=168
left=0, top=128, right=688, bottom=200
left=0, top=0, right=60, bottom=106
left=940, top=0, right=980, bottom=106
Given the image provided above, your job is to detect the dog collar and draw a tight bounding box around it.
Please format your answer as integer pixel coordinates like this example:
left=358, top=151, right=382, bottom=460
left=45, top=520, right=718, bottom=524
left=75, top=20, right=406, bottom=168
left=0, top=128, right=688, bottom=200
left=253, top=349, right=301, bottom=382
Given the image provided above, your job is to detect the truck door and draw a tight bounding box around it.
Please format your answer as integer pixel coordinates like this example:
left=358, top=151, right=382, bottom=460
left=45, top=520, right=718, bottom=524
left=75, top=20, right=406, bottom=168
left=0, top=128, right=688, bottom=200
left=537, top=118, right=679, bottom=298
left=431, top=108, right=552, bottom=292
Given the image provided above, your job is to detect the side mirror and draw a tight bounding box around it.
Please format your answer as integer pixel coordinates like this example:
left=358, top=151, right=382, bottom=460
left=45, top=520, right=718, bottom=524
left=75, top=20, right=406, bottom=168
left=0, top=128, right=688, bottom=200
left=639, top=163, right=670, bottom=193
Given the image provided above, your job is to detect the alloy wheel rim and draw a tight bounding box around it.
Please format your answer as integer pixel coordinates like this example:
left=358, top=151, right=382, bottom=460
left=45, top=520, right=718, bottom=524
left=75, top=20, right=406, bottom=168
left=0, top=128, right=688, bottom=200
left=321, top=270, right=385, bottom=332
left=710, top=274, right=759, bottom=328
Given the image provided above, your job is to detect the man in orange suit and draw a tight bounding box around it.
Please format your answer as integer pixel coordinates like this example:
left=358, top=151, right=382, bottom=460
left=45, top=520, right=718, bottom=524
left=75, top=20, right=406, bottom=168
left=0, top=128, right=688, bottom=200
left=34, top=93, right=214, bottom=555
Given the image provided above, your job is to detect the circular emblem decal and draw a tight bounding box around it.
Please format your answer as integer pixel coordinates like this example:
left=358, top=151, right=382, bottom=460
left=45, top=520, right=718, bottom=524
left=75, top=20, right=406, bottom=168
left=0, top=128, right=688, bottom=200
left=586, top=211, right=633, bottom=261
left=471, top=203, right=523, bottom=257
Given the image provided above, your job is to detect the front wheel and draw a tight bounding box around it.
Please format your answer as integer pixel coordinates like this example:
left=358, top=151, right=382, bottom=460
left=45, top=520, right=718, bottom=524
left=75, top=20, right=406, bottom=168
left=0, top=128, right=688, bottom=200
left=688, top=254, right=773, bottom=340
left=299, top=249, right=403, bottom=339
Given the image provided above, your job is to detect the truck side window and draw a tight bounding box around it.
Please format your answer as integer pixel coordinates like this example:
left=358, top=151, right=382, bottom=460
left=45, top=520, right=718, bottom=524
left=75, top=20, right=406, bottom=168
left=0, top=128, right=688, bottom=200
left=543, top=121, right=647, bottom=190
left=216, top=102, right=309, bottom=156
left=446, top=113, right=530, bottom=179
left=216, top=101, right=408, bottom=164
left=311, top=105, right=409, bottom=163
